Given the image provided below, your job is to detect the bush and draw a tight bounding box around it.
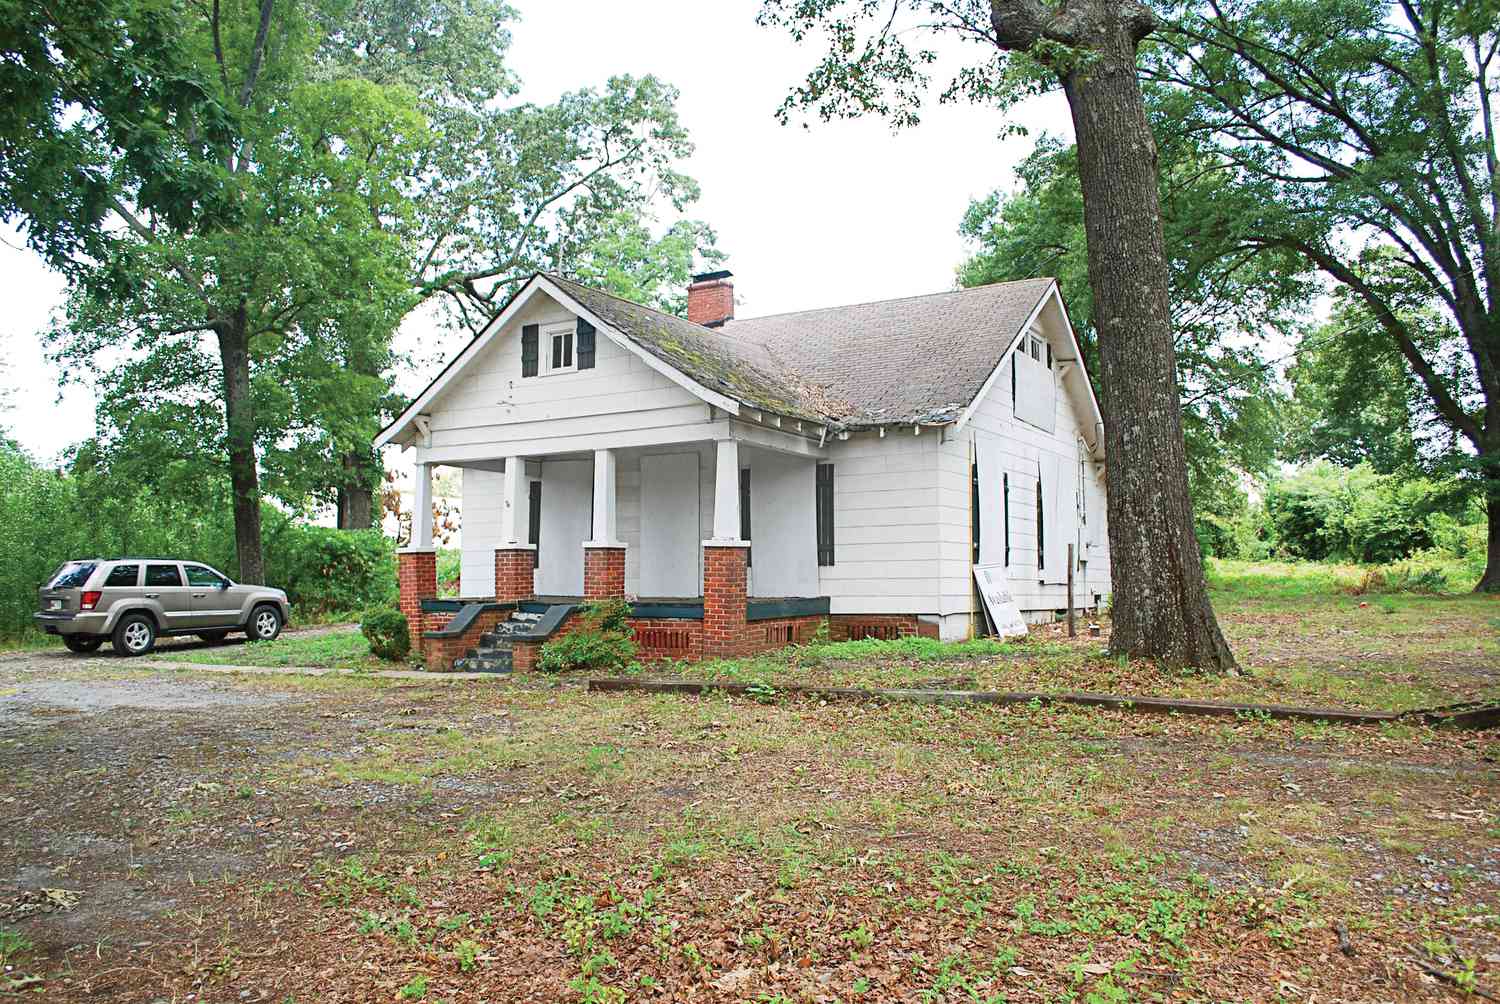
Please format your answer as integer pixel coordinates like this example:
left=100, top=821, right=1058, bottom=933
left=360, top=607, right=411, bottom=661
left=1351, top=564, right=1450, bottom=595
left=537, top=598, right=637, bottom=674
left=1263, top=462, right=1475, bottom=564
left=262, top=512, right=396, bottom=616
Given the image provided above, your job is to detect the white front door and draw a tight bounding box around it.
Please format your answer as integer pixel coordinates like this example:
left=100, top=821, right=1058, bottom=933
left=640, top=452, right=701, bottom=597
left=536, top=459, right=592, bottom=596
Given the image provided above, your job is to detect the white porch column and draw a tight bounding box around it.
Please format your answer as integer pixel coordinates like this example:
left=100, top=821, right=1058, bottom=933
left=711, top=439, right=743, bottom=541
left=412, top=461, right=434, bottom=549
left=500, top=455, right=528, bottom=545
left=588, top=448, right=621, bottom=545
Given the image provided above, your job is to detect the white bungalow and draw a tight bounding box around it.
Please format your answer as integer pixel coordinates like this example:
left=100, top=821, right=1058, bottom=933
left=377, top=270, right=1109, bottom=669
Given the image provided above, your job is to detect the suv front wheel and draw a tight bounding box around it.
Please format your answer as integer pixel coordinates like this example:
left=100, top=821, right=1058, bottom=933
left=112, top=613, right=157, bottom=657
left=248, top=604, right=283, bottom=642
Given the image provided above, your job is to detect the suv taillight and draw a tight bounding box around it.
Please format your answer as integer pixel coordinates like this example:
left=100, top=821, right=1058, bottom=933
left=80, top=591, right=102, bottom=610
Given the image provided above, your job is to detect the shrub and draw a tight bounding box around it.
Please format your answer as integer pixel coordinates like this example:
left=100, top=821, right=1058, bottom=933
left=263, top=515, right=397, bottom=616
left=360, top=607, right=411, bottom=662
left=537, top=599, right=636, bottom=674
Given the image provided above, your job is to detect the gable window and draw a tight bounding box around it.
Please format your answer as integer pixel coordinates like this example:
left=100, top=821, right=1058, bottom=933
left=815, top=463, right=835, bottom=566
left=548, top=327, right=575, bottom=373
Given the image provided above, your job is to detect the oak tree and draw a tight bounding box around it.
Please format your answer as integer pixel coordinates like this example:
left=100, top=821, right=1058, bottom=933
left=1147, top=0, right=1500, bottom=590
left=761, top=0, right=1237, bottom=668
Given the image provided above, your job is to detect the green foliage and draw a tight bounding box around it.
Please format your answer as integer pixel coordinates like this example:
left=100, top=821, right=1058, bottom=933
left=1285, top=298, right=1424, bottom=474
left=9, top=0, right=718, bottom=579
left=0, top=439, right=394, bottom=639
left=360, top=608, right=412, bottom=662
left=266, top=519, right=396, bottom=616
left=537, top=599, right=637, bottom=674
left=1263, top=463, right=1477, bottom=564
left=435, top=547, right=462, bottom=598
left=1144, top=0, right=1500, bottom=583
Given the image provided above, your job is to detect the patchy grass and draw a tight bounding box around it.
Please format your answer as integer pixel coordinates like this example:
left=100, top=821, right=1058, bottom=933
left=618, top=560, right=1499, bottom=712
left=1, top=650, right=1496, bottom=1001
left=153, top=627, right=401, bottom=671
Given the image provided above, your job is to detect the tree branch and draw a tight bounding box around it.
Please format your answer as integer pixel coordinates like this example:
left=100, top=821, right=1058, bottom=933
left=238, top=0, right=275, bottom=108
left=1257, top=235, right=1483, bottom=446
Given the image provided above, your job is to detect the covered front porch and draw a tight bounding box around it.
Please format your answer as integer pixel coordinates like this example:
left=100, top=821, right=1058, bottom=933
left=396, top=429, right=830, bottom=668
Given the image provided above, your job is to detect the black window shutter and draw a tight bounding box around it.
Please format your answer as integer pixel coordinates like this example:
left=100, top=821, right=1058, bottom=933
left=1003, top=472, right=1010, bottom=567
left=1010, top=356, right=1016, bottom=406
left=521, top=324, right=539, bottom=377
left=815, top=463, right=835, bottom=567
left=739, top=468, right=752, bottom=567
left=576, top=319, right=596, bottom=369
left=970, top=460, right=980, bottom=564
left=528, top=480, right=541, bottom=568
left=1036, top=473, right=1045, bottom=571
left=1046, top=342, right=1052, bottom=369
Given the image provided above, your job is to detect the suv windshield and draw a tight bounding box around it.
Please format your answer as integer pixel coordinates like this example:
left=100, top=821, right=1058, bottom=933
left=46, top=562, right=97, bottom=589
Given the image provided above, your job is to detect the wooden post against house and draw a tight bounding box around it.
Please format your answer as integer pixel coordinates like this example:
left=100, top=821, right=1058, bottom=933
left=1066, top=544, right=1076, bottom=637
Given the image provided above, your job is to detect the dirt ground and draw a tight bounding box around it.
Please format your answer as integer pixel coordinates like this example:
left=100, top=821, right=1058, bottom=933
left=1, top=645, right=1497, bottom=1002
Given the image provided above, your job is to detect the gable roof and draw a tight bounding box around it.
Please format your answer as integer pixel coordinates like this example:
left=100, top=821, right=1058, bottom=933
left=377, top=271, right=1090, bottom=449
left=554, top=274, right=1059, bottom=428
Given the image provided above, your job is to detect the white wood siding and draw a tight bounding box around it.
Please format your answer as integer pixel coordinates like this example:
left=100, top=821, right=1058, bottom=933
left=459, top=468, right=504, bottom=597
left=818, top=433, right=944, bottom=615
left=939, top=304, right=1110, bottom=622
left=422, top=293, right=712, bottom=456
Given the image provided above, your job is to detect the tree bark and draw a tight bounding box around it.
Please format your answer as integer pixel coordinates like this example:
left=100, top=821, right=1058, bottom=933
left=1057, top=16, right=1236, bottom=669
left=336, top=450, right=376, bottom=530
left=1480, top=480, right=1500, bottom=593
left=218, top=308, right=265, bottom=584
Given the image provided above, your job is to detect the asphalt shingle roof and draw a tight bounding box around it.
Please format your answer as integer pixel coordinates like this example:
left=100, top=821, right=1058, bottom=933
left=549, top=274, right=1056, bottom=428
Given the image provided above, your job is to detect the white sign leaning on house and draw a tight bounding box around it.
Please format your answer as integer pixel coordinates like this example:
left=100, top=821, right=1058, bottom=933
left=972, top=564, right=1028, bottom=639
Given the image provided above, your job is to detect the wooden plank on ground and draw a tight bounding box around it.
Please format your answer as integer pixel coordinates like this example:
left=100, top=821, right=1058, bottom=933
left=585, top=677, right=1441, bottom=726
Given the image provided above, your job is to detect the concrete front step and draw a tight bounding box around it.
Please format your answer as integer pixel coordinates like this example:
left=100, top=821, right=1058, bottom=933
left=454, top=647, right=513, bottom=673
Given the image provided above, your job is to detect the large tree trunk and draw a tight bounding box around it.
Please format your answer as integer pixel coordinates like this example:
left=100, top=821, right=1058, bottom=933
left=1059, top=19, right=1236, bottom=670
left=218, top=309, right=265, bottom=584
left=336, top=450, right=376, bottom=530
left=1480, top=484, right=1500, bottom=593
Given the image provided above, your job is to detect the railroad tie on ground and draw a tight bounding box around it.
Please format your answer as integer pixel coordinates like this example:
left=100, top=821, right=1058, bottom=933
left=585, top=678, right=1500, bottom=729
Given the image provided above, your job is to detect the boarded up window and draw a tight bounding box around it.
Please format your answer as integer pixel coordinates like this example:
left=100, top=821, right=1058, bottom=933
left=740, top=467, right=752, bottom=567
left=528, top=480, right=542, bottom=568
left=970, top=460, right=980, bottom=563
left=815, top=463, right=835, bottom=567
left=1003, top=473, right=1010, bottom=566
left=1036, top=470, right=1045, bottom=571
left=1014, top=333, right=1056, bottom=431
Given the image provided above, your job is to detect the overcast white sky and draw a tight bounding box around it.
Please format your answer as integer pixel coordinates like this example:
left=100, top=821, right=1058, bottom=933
left=0, top=0, right=1070, bottom=464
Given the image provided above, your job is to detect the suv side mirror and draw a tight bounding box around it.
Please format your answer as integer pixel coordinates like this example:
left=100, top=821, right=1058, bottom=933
left=218, top=580, right=230, bottom=589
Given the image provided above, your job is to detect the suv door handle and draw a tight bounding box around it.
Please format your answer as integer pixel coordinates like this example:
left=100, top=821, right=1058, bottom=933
left=192, top=592, right=207, bottom=598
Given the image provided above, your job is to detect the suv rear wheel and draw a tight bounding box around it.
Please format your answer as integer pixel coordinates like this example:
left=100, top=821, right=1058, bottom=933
left=112, top=613, right=157, bottom=656
left=62, top=635, right=103, bottom=654
left=248, top=604, right=283, bottom=642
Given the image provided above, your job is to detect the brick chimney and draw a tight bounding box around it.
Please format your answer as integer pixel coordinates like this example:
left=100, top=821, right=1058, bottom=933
left=687, top=270, right=734, bottom=327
